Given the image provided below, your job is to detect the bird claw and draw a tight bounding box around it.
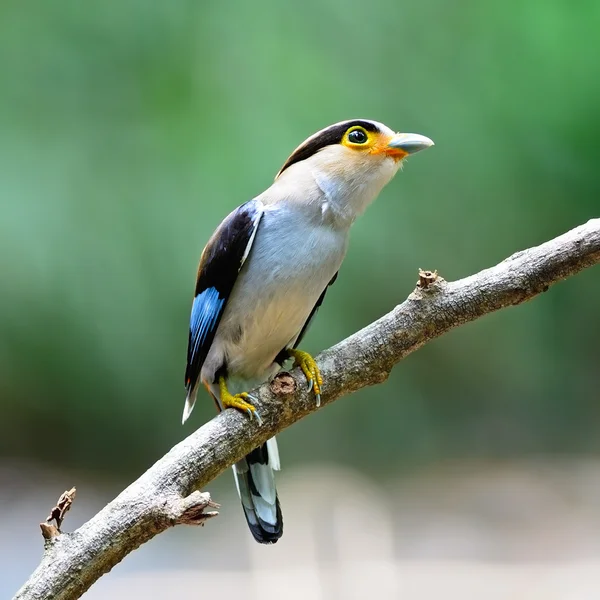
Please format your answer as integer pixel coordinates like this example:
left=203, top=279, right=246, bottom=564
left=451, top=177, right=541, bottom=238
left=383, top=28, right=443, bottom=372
left=219, top=378, right=262, bottom=426
left=248, top=406, right=263, bottom=426
left=288, top=349, right=323, bottom=407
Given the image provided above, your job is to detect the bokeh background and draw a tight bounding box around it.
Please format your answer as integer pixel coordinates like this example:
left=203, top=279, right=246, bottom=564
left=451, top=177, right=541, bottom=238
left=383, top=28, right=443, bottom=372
left=2, top=0, right=599, bottom=598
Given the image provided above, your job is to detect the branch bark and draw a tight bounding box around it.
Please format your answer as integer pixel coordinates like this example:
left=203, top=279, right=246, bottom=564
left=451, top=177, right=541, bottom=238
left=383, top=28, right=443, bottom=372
left=14, top=219, right=600, bottom=600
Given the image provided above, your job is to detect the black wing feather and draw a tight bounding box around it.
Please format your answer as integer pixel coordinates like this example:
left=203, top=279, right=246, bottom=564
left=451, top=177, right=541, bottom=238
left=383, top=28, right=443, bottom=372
left=185, top=199, right=262, bottom=394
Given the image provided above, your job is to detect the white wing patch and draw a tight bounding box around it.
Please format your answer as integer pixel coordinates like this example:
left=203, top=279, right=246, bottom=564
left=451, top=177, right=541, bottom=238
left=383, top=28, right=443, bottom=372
left=241, top=200, right=264, bottom=265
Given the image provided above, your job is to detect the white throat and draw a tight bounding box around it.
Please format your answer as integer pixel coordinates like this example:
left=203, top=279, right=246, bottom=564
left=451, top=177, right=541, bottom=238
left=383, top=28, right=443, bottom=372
left=312, top=161, right=399, bottom=228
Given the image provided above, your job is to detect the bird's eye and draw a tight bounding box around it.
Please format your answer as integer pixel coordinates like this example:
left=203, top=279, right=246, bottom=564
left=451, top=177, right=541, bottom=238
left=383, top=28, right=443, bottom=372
left=347, top=129, right=368, bottom=144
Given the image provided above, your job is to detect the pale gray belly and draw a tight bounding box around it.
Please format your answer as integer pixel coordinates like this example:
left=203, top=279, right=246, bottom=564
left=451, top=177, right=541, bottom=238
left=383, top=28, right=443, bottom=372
left=202, top=206, right=348, bottom=382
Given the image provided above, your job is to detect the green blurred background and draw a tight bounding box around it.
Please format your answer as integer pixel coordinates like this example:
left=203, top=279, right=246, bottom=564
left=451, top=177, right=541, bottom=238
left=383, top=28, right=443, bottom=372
left=2, top=0, right=599, bottom=597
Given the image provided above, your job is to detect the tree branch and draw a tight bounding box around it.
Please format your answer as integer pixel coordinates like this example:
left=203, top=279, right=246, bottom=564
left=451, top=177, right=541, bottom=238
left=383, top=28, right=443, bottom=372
left=14, top=219, right=600, bottom=600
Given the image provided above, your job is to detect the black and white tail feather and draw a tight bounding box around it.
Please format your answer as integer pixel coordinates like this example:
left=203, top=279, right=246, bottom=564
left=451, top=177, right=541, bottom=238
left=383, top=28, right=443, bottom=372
left=233, top=437, right=283, bottom=543
left=208, top=381, right=283, bottom=544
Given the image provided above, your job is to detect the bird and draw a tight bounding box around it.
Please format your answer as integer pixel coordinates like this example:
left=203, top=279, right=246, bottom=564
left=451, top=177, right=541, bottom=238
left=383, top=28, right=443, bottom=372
left=182, top=119, right=433, bottom=544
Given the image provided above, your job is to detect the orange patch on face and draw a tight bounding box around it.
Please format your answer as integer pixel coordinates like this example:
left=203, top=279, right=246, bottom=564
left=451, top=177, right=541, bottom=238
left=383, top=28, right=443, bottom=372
left=369, top=134, right=408, bottom=161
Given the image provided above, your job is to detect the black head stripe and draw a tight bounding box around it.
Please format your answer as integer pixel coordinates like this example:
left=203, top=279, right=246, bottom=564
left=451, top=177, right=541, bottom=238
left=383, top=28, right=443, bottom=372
left=277, top=119, right=380, bottom=176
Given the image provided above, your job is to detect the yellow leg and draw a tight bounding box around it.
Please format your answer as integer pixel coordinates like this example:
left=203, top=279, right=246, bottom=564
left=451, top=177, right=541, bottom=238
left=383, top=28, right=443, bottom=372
left=219, top=376, right=262, bottom=425
left=288, top=349, right=323, bottom=407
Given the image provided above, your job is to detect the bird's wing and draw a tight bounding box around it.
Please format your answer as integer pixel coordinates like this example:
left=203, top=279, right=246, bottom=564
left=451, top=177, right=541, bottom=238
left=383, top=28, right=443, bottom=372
left=185, top=199, right=263, bottom=395
left=289, top=271, right=338, bottom=352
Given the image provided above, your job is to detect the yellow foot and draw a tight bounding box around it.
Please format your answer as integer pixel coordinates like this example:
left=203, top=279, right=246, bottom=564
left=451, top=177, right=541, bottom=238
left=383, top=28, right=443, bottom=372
left=288, top=349, right=323, bottom=407
left=219, top=376, right=263, bottom=425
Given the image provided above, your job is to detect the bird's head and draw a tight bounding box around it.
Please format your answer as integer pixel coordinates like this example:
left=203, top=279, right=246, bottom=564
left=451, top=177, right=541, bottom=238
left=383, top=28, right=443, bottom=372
left=274, top=119, right=433, bottom=222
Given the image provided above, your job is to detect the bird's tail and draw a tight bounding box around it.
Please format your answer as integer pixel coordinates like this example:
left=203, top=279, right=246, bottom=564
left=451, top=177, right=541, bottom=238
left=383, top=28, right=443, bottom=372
left=233, top=437, right=283, bottom=544
left=206, top=380, right=283, bottom=543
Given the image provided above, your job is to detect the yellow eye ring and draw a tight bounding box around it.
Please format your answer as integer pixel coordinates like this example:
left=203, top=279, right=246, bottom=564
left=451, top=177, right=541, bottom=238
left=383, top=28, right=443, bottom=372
left=346, top=127, right=369, bottom=145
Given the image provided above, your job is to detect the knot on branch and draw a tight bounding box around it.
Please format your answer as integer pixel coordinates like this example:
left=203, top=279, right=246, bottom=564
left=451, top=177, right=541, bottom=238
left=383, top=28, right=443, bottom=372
left=270, top=372, right=296, bottom=396
left=408, top=269, right=446, bottom=301
left=417, top=268, right=440, bottom=289
left=172, top=491, right=219, bottom=526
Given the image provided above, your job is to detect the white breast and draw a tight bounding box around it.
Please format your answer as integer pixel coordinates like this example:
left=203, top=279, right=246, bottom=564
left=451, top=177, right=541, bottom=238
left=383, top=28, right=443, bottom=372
left=204, top=202, right=348, bottom=382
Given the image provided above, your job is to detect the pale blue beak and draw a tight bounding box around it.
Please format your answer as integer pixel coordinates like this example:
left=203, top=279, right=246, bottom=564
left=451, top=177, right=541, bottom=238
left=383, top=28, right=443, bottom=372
left=387, top=133, right=434, bottom=155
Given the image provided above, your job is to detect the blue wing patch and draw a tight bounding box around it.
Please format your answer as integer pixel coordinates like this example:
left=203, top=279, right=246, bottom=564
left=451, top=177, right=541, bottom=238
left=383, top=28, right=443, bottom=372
left=190, top=287, right=225, bottom=357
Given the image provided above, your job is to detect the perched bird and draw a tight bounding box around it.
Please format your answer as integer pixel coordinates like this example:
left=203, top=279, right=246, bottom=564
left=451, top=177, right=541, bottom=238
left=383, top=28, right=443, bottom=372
left=183, top=119, right=433, bottom=543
